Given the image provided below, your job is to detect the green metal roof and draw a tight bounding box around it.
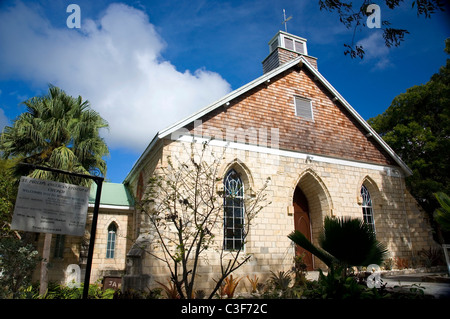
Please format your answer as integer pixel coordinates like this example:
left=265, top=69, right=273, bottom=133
left=89, top=182, right=134, bottom=207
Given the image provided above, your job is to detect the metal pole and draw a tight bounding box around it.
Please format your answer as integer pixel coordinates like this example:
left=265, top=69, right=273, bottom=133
left=82, top=178, right=102, bottom=299
left=18, top=163, right=104, bottom=299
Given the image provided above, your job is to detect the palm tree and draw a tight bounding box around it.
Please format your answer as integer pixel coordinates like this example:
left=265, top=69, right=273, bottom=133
left=288, top=216, right=388, bottom=270
left=0, top=85, right=109, bottom=186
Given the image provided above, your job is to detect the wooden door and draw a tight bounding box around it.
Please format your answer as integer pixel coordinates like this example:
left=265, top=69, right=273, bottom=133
left=293, top=187, right=313, bottom=271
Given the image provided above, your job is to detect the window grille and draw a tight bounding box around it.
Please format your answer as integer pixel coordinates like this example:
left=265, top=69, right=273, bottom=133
left=294, top=40, right=304, bottom=54
left=361, top=185, right=376, bottom=234
left=106, top=223, right=117, bottom=259
left=223, top=169, right=245, bottom=250
left=284, top=37, right=294, bottom=51
left=294, top=96, right=313, bottom=120
left=283, top=36, right=304, bottom=53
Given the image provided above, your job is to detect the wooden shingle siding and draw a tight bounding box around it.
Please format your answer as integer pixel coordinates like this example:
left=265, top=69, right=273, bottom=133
left=263, top=48, right=318, bottom=74
left=188, top=67, right=395, bottom=166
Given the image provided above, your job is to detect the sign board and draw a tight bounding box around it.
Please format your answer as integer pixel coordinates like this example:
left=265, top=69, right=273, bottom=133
left=103, top=277, right=122, bottom=291
left=11, top=176, right=89, bottom=236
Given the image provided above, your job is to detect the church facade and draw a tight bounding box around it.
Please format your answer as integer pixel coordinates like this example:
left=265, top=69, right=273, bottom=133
left=30, top=31, right=437, bottom=292
left=121, top=31, right=437, bottom=291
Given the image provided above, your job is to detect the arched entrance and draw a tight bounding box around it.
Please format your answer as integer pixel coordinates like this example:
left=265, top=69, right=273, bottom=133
left=293, top=187, right=313, bottom=271
left=292, top=169, right=333, bottom=271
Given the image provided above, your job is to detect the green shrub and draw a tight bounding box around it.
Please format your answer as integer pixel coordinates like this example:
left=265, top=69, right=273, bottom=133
left=0, top=237, right=40, bottom=298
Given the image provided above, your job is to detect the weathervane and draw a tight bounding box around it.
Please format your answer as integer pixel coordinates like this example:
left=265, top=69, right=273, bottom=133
left=282, top=9, right=292, bottom=32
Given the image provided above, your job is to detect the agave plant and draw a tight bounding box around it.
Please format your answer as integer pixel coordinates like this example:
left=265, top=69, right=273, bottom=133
left=288, top=216, right=388, bottom=269
left=223, top=274, right=242, bottom=298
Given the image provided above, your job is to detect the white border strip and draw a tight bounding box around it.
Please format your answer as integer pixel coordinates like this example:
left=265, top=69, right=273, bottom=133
left=88, top=203, right=134, bottom=211
left=177, top=135, right=403, bottom=177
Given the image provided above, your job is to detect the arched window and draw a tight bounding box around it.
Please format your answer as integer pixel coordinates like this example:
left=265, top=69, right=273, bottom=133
left=106, top=223, right=117, bottom=259
left=223, top=169, right=244, bottom=250
left=361, top=185, right=376, bottom=233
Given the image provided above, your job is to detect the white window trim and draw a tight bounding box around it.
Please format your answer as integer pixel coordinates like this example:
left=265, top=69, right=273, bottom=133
left=268, top=31, right=308, bottom=56
left=294, top=95, right=314, bottom=121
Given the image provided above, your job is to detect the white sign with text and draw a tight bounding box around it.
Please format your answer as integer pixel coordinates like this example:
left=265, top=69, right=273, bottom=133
left=11, top=176, right=89, bottom=236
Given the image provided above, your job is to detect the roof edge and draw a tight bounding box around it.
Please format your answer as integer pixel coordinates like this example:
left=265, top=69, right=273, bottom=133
left=124, top=57, right=304, bottom=184
left=300, top=58, right=413, bottom=176
left=124, top=55, right=412, bottom=183
left=124, top=134, right=160, bottom=184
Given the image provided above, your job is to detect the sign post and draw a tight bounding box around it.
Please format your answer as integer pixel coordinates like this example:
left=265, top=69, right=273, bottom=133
left=11, top=176, right=90, bottom=235
left=14, top=163, right=104, bottom=299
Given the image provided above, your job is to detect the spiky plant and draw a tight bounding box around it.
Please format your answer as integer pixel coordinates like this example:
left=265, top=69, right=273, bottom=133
left=288, top=216, right=388, bottom=269
left=0, top=85, right=109, bottom=186
left=434, top=192, right=450, bottom=232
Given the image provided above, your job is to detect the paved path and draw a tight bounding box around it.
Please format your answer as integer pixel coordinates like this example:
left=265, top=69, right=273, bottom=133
left=306, top=270, right=450, bottom=299
left=381, top=272, right=450, bottom=299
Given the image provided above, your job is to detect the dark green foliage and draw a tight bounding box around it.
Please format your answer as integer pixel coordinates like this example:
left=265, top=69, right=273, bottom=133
left=302, top=267, right=430, bottom=299
left=288, top=231, right=336, bottom=267
left=0, top=85, right=109, bottom=186
left=0, top=159, right=18, bottom=238
left=319, top=216, right=388, bottom=267
left=288, top=216, right=388, bottom=268
left=318, top=0, right=445, bottom=58
left=434, top=192, right=450, bottom=232
left=368, top=40, right=450, bottom=227
left=0, top=237, right=40, bottom=298
left=269, top=270, right=292, bottom=291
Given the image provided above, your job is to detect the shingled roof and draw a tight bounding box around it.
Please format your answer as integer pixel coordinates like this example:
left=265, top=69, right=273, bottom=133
left=125, top=55, right=411, bottom=184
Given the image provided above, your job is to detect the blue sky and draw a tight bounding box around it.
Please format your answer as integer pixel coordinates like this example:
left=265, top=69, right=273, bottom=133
left=0, top=0, right=449, bottom=183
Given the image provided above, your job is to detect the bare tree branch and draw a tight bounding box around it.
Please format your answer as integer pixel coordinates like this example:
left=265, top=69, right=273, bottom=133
left=138, top=141, right=271, bottom=299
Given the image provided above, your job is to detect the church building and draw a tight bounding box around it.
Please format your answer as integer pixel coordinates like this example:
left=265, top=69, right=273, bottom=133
left=121, top=31, right=436, bottom=291
left=32, top=31, right=437, bottom=292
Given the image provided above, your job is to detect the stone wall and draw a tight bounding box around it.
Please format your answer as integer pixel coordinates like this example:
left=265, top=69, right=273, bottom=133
left=87, top=208, right=134, bottom=282
left=128, top=139, right=436, bottom=293
left=32, top=208, right=134, bottom=286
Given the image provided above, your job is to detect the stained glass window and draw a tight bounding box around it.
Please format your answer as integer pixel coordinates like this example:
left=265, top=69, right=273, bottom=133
left=361, top=185, right=376, bottom=234
left=223, top=169, right=244, bottom=250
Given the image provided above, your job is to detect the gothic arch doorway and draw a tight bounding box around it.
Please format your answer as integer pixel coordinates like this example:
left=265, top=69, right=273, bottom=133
left=292, top=169, right=333, bottom=271
left=293, top=187, right=313, bottom=271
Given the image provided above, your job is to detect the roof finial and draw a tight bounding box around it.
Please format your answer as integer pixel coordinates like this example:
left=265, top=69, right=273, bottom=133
left=282, top=9, right=292, bottom=32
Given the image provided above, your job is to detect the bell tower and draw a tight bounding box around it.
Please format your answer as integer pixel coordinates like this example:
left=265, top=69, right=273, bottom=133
left=262, top=31, right=317, bottom=74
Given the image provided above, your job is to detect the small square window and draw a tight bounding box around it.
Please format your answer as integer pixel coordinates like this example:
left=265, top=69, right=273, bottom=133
left=284, top=37, right=294, bottom=51
left=294, top=96, right=313, bottom=120
left=294, top=41, right=304, bottom=54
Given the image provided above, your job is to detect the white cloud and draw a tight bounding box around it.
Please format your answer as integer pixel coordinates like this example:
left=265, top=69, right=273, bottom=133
left=357, top=32, right=393, bottom=70
left=0, top=2, right=231, bottom=151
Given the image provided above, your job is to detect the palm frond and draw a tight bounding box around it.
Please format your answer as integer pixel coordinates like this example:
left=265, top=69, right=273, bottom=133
left=0, top=85, right=109, bottom=186
left=320, top=216, right=388, bottom=267
left=287, top=230, right=336, bottom=267
left=288, top=216, right=388, bottom=269
left=434, top=192, right=450, bottom=231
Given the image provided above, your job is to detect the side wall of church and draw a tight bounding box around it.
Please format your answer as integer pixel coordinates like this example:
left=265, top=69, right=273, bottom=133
left=129, top=139, right=436, bottom=293
left=32, top=208, right=134, bottom=286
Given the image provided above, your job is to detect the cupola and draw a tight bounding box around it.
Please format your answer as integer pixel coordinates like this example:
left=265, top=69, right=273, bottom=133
left=262, top=31, right=317, bottom=74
